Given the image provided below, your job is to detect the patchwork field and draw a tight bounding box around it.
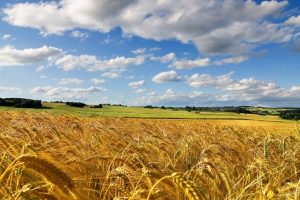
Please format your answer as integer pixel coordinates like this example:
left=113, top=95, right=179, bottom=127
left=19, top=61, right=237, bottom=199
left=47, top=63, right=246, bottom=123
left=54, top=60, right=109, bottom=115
left=0, top=111, right=299, bottom=199
left=0, top=102, right=294, bottom=122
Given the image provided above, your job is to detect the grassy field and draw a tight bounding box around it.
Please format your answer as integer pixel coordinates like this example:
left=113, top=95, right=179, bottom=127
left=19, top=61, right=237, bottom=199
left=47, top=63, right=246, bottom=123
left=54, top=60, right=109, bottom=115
left=246, top=107, right=289, bottom=115
left=0, top=102, right=294, bottom=123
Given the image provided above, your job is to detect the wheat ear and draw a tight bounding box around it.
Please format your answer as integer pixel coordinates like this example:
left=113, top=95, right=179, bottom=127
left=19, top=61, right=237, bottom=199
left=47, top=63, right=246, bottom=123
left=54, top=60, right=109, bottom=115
left=147, top=172, right=205, bottom=200
left=17, top=155, right=75, bottom=192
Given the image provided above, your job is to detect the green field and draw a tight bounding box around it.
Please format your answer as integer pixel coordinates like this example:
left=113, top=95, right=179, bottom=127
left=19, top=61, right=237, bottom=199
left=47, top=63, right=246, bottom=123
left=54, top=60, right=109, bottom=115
left=246, top=106, right=289, bottom=115
left=0, top=102, right=294, bottom=123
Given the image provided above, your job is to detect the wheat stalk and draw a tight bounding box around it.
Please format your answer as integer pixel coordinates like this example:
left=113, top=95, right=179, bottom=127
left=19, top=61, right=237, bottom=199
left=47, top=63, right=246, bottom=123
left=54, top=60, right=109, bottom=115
left=263, top=137, right=269, bottom=159
left=147, top=172, right=205, bottom=200
left=17, top=155, right=75, bottom=193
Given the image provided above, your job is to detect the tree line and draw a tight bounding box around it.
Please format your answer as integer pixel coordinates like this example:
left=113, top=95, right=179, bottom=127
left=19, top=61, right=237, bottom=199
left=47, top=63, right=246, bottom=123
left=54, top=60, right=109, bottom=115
left=279, top=110, right=300, bottom=120
left=0, top=98, right=42, bottom=108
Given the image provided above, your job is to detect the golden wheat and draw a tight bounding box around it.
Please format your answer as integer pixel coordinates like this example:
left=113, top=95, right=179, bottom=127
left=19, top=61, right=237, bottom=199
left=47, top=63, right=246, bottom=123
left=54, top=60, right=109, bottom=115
left=17, top=155, right=74, bottom=192
left=0, top=111, right=299, bottom=199
left=170, top=172, right=204, bottom=200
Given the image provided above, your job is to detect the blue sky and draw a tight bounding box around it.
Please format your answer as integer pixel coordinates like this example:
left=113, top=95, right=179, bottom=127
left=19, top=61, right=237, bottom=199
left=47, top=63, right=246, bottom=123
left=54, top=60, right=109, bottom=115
left=0, top=0, right=300, bottom=107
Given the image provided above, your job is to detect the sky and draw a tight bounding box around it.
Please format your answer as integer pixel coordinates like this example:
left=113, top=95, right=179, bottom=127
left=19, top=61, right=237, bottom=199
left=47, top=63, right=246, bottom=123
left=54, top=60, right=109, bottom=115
left=0, top=0, right=300, bottom=107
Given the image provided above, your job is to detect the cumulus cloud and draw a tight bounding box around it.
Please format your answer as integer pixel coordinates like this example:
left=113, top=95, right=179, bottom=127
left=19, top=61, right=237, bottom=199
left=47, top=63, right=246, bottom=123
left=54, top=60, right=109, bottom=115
left=193, top=21, right=293, bottom=55
left=149, top=47, right=161, bottom=52
left=40, top=75, right=47, bottom=79
left=132, top=48, right=146, bottom=55
left=185, top=72, right=300, bottom=105
left=152, top=70, right=182, bottom=83
left=151, top=52, right=249, bottom=67
left=151, top=53, right=176, bottom=63
left=147, top=91, right=156, bottom=96
left=136, top=89, right=209, bottom=106
left=132, top=47, right=162, bottom=55
left=58, top=78, right=83, bottom=85
left=2, top=34, right=13, bottom=40
left=135, top=71, right=300, bottom=106
left=187, top=71, right=283, bottom=98
left=36, top=66, right=47, bottom=72
left=135, top=88, right=146, bottom=93
left=70, top=30, right=89, bottom=40
left=3, top=0, right=294, bottom=56
left=215, top=55, right=249, bottom=65
left=224, top=78, right=275, bottom=92
left=101, top=35, right=115, bottom=44
left=187, top=72, right=233, bottom=88
left=2, top=0, right=135, bottom=35
left=170, top=58, right=210, bottom=69
left=290, top=86, right=300, bottom=94
left=91, top=78, right=106, bottom=84
left=126, top=75, right=135, bottom=79
left=137, top=80, right=300, bottom=107
left=286, top=15, right=300, bottom=26
left=0, top=86, right=22, bottom=94
left=101, top=72, right=120, bottom=78
left=152, top=53, right=249, bottom=67
left=31, top=86, right=107, bottom=99
left=55, top=54, right=144, bottom=71
left=0, top=45, right=63, bottom=67
left=128, top=80, right=145, bottom=88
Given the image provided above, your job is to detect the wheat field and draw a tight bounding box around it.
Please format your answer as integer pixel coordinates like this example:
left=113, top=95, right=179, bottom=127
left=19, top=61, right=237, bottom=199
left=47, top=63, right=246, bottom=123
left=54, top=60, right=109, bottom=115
left=0, top=111, right=300, bottom=199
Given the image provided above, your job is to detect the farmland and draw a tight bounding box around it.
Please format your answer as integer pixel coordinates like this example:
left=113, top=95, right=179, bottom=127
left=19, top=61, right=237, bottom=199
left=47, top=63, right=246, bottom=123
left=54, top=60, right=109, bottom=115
left=0, top=108, right=299, bottom=199
left=0, top=102, right=295, bottom=122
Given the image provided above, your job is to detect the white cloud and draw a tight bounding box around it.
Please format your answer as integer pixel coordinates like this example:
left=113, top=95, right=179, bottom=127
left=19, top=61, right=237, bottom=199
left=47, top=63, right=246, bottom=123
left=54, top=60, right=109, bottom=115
left=286, top=15, right=300, bottom=26
left=101, top=72, right=120, bottom=78
left=55, top=54, right=145, bottom=71
left=2, top=0, right=135, bottom=35
left=2, top=34, right=13, bottom=40
left=0, top=45, right=62, bottom=67
left=187, top=72, right=233, bottom=88
left=170, top=58, right=210, bottom=69
left=193, top=21, right=293, bottom=55
left=215, top=55, right=249, bottom=65
left=222, top=78, right=284, bottom=102
left=59, top=78, right=83, bottom=85
left=36, top=66, right=47, bottom=72
left=136, top=89, right=208, bottom=106
left=70, top=30, right=89, bottom=40
left=126, top=75, right=135, bottom=79
left=128, top=80, right=145, bottom=88
left=101, top=35, right=114, bottom=44
left=151, top=53, right=176, bottom=63
left=136, top=80, right=300, bottom=106
left=147, top=91, right=156, bottom=96
left=31, top=86, right=107, bottom=99
left=0, top=86, right=22, bottom=94
left=185, top=72, right=300, bottom=105
left=91, top=78, right=106, bottom=84
left=135, top=88, right=146, bottom=93
left=132, top=47, right=162, bottom=55
left=40, top=75, right=47, bottom=79
left=219, top=79, right=286, bottom=102
left=149, top=47, right=161, bottom=52
left=3, top=0, right=293, bottom=56
left=132, top=48, right=146, bottom=55
left=290, top=86, right=300, bottom=92
left=187, top=72, right=283, bottom=99
left=152, top=70, right=182, bottom=83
